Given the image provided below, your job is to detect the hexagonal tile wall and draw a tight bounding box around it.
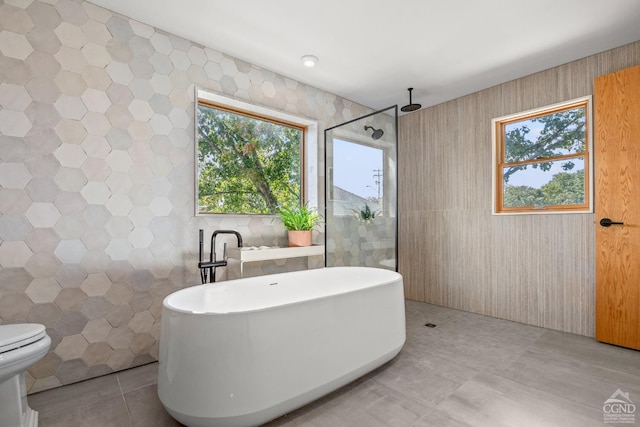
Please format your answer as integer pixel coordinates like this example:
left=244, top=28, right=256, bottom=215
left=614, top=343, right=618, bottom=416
left=0, top=0, right=371, bottom=395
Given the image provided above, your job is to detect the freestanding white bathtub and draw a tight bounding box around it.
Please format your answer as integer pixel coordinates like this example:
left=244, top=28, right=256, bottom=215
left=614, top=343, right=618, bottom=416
left=158, top=266, right=406, bottom=427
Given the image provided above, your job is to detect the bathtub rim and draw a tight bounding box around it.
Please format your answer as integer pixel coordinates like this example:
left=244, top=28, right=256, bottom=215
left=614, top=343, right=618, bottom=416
left=163, top=266, right=402, bottom=316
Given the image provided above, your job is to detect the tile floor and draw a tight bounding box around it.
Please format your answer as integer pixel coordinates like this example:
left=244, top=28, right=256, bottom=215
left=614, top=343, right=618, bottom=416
left=29, top=300, right=640, bottom=426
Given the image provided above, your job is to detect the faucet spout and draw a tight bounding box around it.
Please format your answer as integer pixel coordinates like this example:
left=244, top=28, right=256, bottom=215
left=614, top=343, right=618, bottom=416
left=198, top=229, right=243, bottom=284
left=211, top=229, right=243, bottom=249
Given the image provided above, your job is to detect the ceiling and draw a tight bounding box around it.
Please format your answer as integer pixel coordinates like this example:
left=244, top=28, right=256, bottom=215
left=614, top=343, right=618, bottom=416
left=88, top=0, right=640, bottom=113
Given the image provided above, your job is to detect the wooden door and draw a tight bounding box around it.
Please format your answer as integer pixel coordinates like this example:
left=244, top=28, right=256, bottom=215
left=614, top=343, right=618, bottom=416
left=594, top=64, right=640, bottom=350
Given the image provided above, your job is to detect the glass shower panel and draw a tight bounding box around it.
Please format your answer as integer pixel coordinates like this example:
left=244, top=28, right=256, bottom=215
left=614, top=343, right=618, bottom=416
left=325, top=106, right=398, bottom=270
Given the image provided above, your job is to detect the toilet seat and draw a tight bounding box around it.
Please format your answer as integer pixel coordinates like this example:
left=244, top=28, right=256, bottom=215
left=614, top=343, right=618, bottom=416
left=0, top=324, right=47, bottom=354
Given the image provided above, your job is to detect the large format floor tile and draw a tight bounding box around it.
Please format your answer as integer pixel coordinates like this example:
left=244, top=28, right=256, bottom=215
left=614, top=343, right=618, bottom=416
left=436, top=372, right=603, bottom=427
left=29, top=300, right=640, bottom=426
left=28, top=374, right=123, bottom=418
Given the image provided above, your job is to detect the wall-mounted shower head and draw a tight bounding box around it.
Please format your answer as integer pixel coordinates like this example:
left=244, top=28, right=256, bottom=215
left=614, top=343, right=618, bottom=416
left=364, top=125, right=384, bottom=140
left=401, top=88, right=422, bottom=112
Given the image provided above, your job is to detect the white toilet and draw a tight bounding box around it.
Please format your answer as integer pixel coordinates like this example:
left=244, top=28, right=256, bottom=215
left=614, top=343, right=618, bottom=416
left=0, top=324, right=51, bottom=427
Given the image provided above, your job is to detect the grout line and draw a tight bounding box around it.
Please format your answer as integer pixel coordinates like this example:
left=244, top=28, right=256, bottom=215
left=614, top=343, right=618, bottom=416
left=117, top=376, right=136, bottom=427
left=116, top=374, right=123, bottom=395
left=121, top=393, right=136, bottom=427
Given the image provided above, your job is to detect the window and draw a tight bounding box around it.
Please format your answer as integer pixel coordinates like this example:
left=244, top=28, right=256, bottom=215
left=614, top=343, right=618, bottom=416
left=195, top=89, right=318, bottom=215
left=331, top=139, right=384, bottom=216
left=492, top=96, right=592, bottom=214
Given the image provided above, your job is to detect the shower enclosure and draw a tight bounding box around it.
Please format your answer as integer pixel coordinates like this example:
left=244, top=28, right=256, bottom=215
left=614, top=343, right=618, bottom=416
left=324, top=106, right=398, bottom=270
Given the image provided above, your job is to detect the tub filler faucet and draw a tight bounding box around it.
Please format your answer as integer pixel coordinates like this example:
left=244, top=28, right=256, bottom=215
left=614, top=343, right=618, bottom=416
left=198, top=229, right=243, bottom=283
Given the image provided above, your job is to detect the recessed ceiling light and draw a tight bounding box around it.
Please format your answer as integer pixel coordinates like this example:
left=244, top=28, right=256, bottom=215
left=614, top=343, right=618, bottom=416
left=301, top=55, right=319, bottom=67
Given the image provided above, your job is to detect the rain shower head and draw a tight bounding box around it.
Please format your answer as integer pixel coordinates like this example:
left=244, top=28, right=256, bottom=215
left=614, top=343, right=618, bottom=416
left=401, top=88, right=422, bottom=112
left=364, top=125, right=384, bottom=140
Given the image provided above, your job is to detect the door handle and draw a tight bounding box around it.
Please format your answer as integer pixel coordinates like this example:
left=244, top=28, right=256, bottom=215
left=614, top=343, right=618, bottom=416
left=600, top=218, right=624, bottom=227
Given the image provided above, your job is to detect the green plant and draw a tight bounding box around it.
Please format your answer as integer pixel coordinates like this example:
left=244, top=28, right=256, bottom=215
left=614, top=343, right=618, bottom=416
left=353, top=203, right=379, bottom=223
left=278, top=204, right=321, bottom=230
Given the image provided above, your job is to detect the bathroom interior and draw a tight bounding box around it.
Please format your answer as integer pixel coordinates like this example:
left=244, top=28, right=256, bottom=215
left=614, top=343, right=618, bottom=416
left=1, top=1, right=640, bottom=426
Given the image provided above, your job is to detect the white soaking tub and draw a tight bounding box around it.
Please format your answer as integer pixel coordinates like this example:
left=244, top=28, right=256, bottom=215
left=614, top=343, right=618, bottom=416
left=158, top=266, right=406, bottom=427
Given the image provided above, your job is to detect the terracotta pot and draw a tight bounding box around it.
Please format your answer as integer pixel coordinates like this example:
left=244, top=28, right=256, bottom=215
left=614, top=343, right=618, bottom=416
left=288, top=230, right=312, bottom=247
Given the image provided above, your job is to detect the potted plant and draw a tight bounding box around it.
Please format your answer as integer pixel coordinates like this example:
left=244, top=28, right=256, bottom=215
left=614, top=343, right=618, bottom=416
left=352, top=203, right=379, bottom=225
left=278, top=204, right=322, bottom=247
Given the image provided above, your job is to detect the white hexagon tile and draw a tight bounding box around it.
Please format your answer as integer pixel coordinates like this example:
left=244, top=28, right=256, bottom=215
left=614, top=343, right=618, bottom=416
left=0, top=0, right=373, bottom=394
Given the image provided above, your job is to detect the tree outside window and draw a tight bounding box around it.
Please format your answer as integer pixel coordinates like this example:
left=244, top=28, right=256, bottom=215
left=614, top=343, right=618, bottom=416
left=493, top=96, right=592, bottom=214
left=197, top=102, right=303, bottom=214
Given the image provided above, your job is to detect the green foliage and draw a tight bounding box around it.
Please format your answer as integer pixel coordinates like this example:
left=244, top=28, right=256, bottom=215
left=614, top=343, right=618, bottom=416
left=504, top=107, right=585, bottom=182
left=503, top=185, right=544, bottom=208
left=278, top=204, right=321, bottom=230
left=504, top=170, right=584, bottom=208
left=539, top=169, right=585, bottom=205
left=197, top=104, right=301, bottom=214
left=352, top=204, right=379, bottom=223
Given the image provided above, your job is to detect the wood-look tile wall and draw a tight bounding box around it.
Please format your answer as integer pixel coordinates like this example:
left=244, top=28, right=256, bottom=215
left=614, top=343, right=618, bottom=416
left=398, top=41, right=640, bottom=337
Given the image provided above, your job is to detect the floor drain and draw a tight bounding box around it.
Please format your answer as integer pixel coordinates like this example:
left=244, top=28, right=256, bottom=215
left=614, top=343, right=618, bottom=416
left=424, top=323, right=437, bottom=328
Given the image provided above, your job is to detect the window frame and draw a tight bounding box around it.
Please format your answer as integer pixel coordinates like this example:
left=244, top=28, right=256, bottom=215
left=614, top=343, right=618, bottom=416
left=491, top=96, right=593, bottom=215
left=195, top=88, right=318, bottom=216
